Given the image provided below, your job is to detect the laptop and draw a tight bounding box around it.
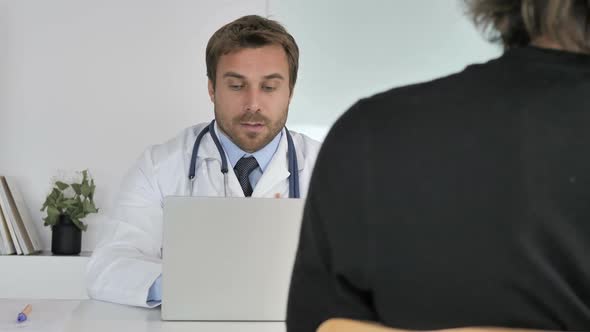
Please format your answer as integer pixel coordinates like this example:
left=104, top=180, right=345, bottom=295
left=161, top=196, right=305, bottom=321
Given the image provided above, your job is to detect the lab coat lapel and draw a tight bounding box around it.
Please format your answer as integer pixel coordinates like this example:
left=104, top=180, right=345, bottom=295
left=252, top=129, right=301, bottom=198
left=185, top=124, right=245, bottom=197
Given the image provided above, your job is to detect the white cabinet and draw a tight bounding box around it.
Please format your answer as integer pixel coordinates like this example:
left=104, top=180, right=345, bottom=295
left=0, top=252, right=90, bottom=299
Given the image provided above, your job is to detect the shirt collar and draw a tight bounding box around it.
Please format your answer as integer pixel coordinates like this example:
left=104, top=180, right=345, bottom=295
left=215, top=124, right=282, bottom=172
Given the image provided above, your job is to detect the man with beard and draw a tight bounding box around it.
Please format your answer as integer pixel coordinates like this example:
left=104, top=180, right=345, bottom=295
left=86, top=15, right=320, bottom=307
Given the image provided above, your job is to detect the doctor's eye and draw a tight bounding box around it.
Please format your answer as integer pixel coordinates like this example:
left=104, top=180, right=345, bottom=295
left=229, top=84, right=244, bottom=91
left=262, top=85, right=277, bottom=92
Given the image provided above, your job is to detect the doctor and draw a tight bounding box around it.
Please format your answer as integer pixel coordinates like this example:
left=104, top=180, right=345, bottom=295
left=86, top=15, right=321, bottom=307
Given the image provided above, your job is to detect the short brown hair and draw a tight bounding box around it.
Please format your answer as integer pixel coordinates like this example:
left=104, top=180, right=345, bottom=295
left=464, top=0, right=590, bottom=52
left=206, top=15, right=299, bottom=93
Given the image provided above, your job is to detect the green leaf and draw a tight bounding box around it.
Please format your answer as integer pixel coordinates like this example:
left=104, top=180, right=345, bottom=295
left=40, top=197, right=51, bottom=211
left=82, top=170, right=88, bottom=182
left=70, top=218, right=88, bottom=231
left=47, top=195, right=56, bottom=207
left=81, top=182, right=91, bottom=197
left=83, top=200, right=98, bottom=214
left=50, top=188, right=60, bottom=200
left=43, top=214, right=58, bottom=227
left=71, top=183, right=82, bottom=195
left=55, top=193, right=64, bottom=206
left=68, top=205, right=80, bottom=217
left=62, top=198, right=77, bottom=206
left=47, top=206, right=60, bottom=219
left=55, top=181, right=69, bottom=191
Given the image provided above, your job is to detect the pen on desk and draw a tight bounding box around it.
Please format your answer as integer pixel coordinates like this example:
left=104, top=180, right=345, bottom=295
left=17, top=304, right=32, bottom=323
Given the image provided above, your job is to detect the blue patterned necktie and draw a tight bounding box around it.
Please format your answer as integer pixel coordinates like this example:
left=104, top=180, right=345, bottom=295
left=234, top=156, right=259, bottom=197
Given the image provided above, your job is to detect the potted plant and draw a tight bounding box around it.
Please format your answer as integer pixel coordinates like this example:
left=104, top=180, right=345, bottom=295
left=40, top=170, right=98, bottom=255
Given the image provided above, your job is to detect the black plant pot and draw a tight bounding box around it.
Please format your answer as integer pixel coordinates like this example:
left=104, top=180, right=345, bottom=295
left=51, top=215, right=82, bottom=255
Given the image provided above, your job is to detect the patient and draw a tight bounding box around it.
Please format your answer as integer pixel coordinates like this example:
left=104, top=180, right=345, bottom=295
left=287, top=0, right=590, bottom=331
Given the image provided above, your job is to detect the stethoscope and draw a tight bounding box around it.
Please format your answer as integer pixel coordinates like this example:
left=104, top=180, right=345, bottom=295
left=188, top=120, right=300, bottom=198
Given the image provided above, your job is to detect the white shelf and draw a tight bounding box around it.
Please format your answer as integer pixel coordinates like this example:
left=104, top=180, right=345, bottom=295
left=0, top=251, right=90, bottom=300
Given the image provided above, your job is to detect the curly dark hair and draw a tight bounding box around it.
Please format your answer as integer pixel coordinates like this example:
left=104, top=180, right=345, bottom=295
left=464, top=0, right=590, bottom=52
left=206, top=15, right=299, bottom=93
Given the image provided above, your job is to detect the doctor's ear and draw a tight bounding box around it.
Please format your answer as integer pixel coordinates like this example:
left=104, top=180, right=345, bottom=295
left=208, top=79, right=215, bottom=103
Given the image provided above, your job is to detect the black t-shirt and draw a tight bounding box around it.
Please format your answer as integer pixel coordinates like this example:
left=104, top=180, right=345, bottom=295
left=287, top=46, right=590, bottom=332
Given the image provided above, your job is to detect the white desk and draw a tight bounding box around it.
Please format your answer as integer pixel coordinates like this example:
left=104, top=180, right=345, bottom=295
left=0, top=299, right=286, bottom=332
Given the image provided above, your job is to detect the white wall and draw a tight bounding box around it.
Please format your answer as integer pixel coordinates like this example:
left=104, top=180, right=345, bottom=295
left=271, top=0, right=502, bottom=137
left=0, top=0, right=266, bottom=251
left=0, top=0, right=501, bottom=252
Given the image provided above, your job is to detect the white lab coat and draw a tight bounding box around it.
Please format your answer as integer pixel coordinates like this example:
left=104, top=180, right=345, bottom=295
left=86, top=122, right=321, bottom=307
